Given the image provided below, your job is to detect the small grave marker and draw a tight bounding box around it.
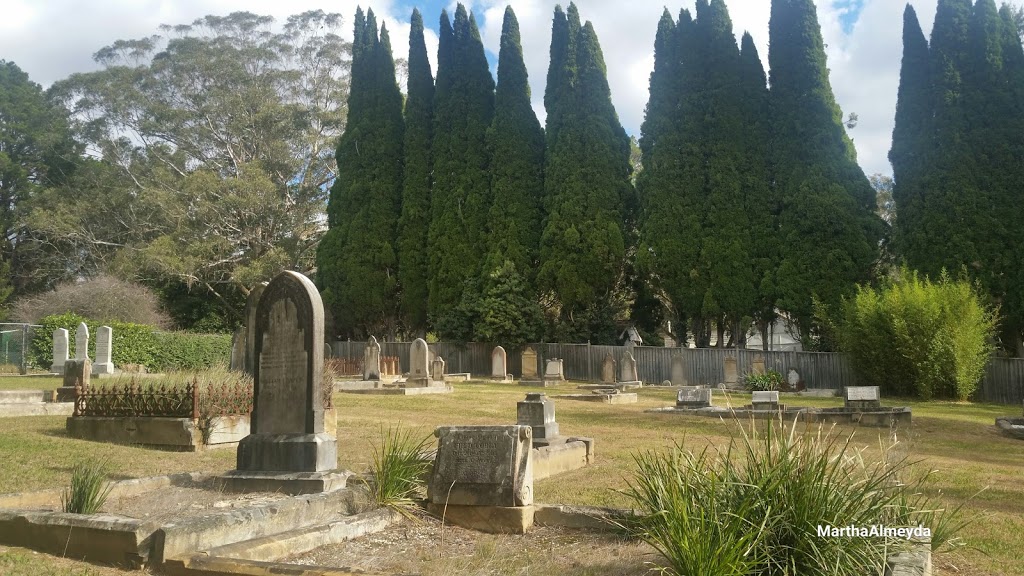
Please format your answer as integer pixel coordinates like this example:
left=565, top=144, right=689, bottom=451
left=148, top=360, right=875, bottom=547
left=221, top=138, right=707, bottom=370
left=676, top=386, right=712, bottom=408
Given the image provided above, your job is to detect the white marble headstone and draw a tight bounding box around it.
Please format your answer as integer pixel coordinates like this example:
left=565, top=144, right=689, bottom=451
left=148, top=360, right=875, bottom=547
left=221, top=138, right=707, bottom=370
left=92, top=326, right=115, bottom=375
left=51, top=329, right=69, bottom=374
left=75, top=323, right=90, bottom=361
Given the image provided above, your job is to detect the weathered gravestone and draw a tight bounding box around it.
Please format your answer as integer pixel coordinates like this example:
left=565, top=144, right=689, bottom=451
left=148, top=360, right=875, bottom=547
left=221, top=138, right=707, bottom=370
left=51, top=329, right=69, bottom=374
left=242, top=282, right=268, bottom=376
left=491, top=346, right=509, bottom=381
left=59, top=358, right=91, bottom=402
left=226, top=271, right=343, bottom=494
left=431, top=356, right=446, bottom=382
left=600, top=353, right=616, bottom=384
left=521, top=347, right=538, bottom=379
left=844, top=386, right=881, bottom=411
left=619, top=352, right=641, bottom=386
left=676, top=386, right=712, bottom=409
left=751, top=355, right=766, bottom=376
left=723, top=356, right=738, bottom=387
left=75, top=323, right=90, bottom=361
left=92, top=326, right=115, bottom=376
left=544, top=359, right=565, bottom=382
left=229, top=327, right=245, bottom=371
left=427, top=425, right=534, bottom=533
left=670, top=351, right=687, bottom=386
left=363, top=336, right=381, bottom=381
left=517, top=393, right=560, bottom=447
left=407, top=338, right=430, bottom=387
left=787, top=368, right=801, bottom=390
left=751, top=390, right=780, bottom=411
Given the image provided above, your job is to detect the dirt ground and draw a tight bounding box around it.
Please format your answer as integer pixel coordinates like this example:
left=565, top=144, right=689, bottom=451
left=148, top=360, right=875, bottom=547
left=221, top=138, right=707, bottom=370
left=286, top=512, right=660, bottom=576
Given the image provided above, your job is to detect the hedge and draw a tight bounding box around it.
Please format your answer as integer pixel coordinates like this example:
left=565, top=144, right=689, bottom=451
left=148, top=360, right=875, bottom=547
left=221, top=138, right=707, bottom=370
left=31, top=313, right=230, bottom=373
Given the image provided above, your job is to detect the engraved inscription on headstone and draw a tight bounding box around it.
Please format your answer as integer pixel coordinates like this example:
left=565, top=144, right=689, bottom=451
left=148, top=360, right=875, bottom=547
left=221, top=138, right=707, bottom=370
left=92, top=326, right=115, bottom=375
left=51, top=328, right=69, bottom=374
left=428, top=425, right=533, bottom=507
left=676, top=386, right=712, bottom=408
left=75, top=322, right=90, bottom=361
left=257, top=299, right=309, bottom=435
left=521, top=347, right=538, bottom=379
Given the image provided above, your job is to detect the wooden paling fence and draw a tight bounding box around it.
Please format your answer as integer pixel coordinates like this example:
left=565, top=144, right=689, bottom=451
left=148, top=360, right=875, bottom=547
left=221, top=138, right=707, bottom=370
left=331, top=341, right=1024, bottom=405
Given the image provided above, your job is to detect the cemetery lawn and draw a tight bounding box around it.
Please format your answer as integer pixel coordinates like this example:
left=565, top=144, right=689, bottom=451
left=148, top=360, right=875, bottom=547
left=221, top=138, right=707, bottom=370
left=0, top=375, right=62, bottom=390
left=0, top=382, right=1022, bottom=575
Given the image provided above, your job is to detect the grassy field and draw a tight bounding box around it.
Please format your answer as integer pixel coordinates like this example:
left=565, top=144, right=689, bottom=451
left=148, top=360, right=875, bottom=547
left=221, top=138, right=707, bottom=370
left=0, top=381, right=1022, bottom=575
left=0, top=375, right=62, bottom=390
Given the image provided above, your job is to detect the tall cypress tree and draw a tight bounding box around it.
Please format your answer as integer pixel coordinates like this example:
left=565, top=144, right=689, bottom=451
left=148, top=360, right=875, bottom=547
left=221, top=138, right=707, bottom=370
left=397, top=9, right=433, bottom=336
left=738, top=31, right=777, bottom=349
left=317, top=9, right=405, bottom=338
left=427, top=5, right=495, bottom=338
left=486, top=6, right=544, bottom=280
left=539, top=3, right=631, bottom=342
left=889, top=5, right=931, bottom=267
left=768, top=0, right=882, bottom=343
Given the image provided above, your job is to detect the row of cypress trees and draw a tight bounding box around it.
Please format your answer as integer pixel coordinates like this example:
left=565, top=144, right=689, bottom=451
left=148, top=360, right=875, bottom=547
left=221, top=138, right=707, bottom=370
left=318, top=0, right=883, bottom=347
left=891, top=0, right=1024, bottom=353
left=638, top=0, right=881, bottom=347
left=319, top=3, right=633, bottom=343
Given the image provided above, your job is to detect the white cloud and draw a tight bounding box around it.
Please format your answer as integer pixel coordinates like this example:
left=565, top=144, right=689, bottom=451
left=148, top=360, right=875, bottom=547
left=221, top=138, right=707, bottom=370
left=6, top=0, right=1018, bottom=178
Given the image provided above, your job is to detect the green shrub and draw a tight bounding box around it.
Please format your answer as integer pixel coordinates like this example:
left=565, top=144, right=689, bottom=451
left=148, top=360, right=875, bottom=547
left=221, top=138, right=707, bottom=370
left=744, top=369, right=785, bottom=392
left=149, top=332, right=231, bottom=372
left=371, top=425, right=432, bottom=517
left=61, top=460, right=114, bottom=514
left=30, top=314, right=229, bottom=372
left=622, top=422, right=967, bottom=575
left=827, top=267, right=997, bottom=400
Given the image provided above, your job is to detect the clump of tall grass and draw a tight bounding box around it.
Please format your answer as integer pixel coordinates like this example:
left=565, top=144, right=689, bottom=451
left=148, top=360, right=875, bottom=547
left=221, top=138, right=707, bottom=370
left=61, top=461, right=114, bottom=514
left=371, top=425, right=433, bottom=517
left=622, top=420, right=969, bottom=575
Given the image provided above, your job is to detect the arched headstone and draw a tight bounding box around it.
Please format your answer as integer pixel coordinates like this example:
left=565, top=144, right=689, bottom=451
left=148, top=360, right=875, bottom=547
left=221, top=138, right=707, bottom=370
left=75, top=323, right=90, bottom=361
left=600, top=353, right=616, bottom=384
left=407, top=338, right=430, bottom=387
left=363, top=336, right=381, bottom=381
left=619, top=351, right=641, bottom=385
left=491, top=346, right=507, bottom=379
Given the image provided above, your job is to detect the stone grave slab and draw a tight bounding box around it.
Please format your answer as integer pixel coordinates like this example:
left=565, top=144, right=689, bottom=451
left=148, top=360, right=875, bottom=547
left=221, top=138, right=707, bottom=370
left=751, top=390, right=780, bottom=411
left=75, top=323, right=90, bottom=361
left=363, top=337, right=381, bottom=381
left=427, top=425, right=534, bottom=533
left=676, top=386, right=712, bottom=408
left=517, top=393, right=560, bottom=447
left=618, top=352, right=642, bottom=386
left=600, top=353, right=615, bottom=384
left=224, top=271, right=344, bottom=495
left=844, top=386, right=881, bottom=411
left=93, top=326, right=115, bottom=376
left=51, top=329, right=69, bottom=374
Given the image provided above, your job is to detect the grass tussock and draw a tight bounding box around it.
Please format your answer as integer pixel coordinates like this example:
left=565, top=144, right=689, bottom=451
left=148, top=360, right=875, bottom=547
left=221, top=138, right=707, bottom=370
left=61, top=460, right=113, bottom=514
left=371, top=424, right=433, bottom=517
left=622, top=418, right=970, bottom=576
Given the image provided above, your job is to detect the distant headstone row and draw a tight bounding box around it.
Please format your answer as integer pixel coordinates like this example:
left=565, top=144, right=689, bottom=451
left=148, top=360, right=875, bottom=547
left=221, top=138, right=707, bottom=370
left=52, top=323, right=116, bottom=377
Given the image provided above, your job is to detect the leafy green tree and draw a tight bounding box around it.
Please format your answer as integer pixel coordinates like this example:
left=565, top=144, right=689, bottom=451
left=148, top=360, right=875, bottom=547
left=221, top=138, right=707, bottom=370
left=539, top=3, right=631, bottom=341
left=0, top=60, right=80, bottom=298
left=768, top=0, right=882, bottom=345
left=40, top=11, right=351, bottom=322
left=427, top=5, right=495, bottom=339
left=473, top=260, right=544, bottom=349
left=396, top=9, right=434, bottom=336
left=319, top=8, right=405, bottom=338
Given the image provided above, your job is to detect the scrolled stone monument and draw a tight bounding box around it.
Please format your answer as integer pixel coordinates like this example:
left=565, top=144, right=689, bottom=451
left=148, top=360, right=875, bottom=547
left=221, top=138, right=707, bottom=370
left=51, top=329, right=69, bottom=374
left=92, top=326, right=115, bottom=376
left=224, top=270, right=344, bottom=495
